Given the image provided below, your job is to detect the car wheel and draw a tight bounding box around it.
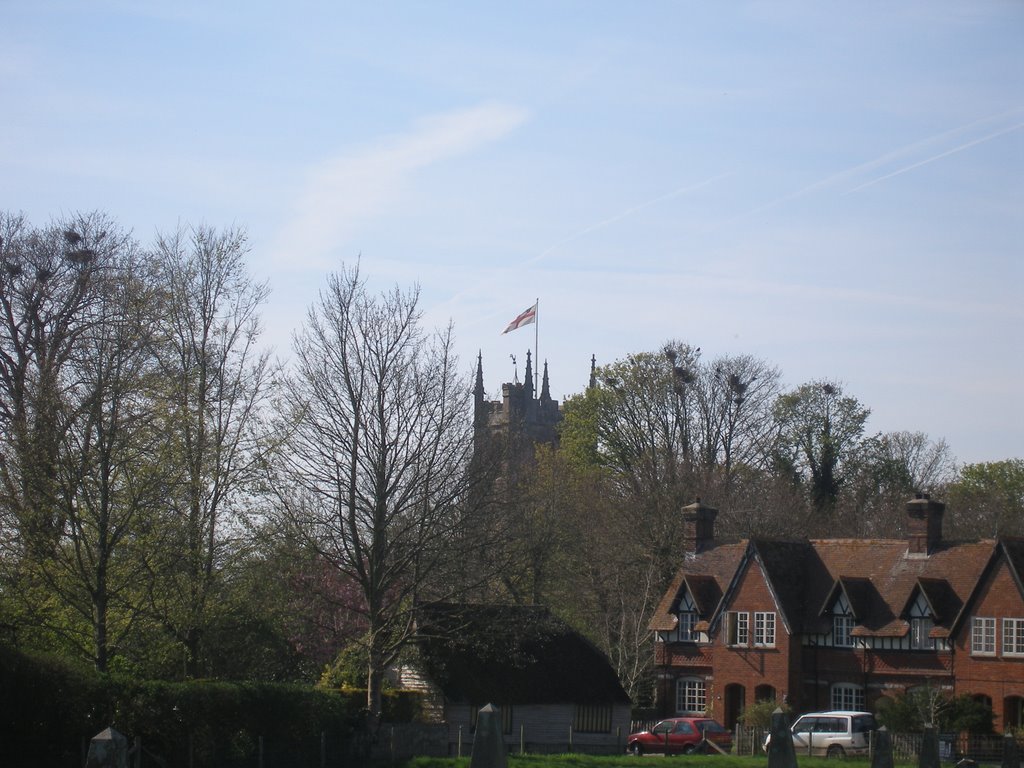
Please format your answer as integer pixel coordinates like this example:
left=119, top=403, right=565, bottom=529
left=682, top=744, right=696, bottom=755
left=826, top=745, right=846, bottom=759
left=630, top=743, right=643, bottom=756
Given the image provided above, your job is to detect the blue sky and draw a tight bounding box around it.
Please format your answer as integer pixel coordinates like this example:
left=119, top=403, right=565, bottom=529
left=3, top=1, right=1021, bottom=464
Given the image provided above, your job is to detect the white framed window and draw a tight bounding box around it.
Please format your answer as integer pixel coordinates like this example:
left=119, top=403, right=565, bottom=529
left=726, top=611, right=749, bottom=647
left=676, top=677, right=707, bottom=714
left=834, top=615, right=855, bottom=648
left=831, top=683, right=865, bottom=711
left=911, top=617, right=935, bottom=650
left=678, top=610, right=698, bottom=642
left=972, top=617, right=996, bottom=656
left=754, top=611, right=776, bottom=647
left=1004, top=619, right=1024, bottom=656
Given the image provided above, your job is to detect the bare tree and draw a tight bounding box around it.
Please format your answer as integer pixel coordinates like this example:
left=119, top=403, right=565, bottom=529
left=274, top=265, right=479, bottom=715
left=146, top=225, right=273, bottom=677
left=693, top=353, right=782, bottom=484
left=0, top=212, right=113, bottom=558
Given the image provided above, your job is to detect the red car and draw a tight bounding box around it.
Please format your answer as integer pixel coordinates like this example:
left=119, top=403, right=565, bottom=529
left=627, top=717, right=733, bottom=755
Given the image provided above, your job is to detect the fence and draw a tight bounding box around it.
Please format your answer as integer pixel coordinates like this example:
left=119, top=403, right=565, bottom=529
left=735, top=724, right=1024, bottom=763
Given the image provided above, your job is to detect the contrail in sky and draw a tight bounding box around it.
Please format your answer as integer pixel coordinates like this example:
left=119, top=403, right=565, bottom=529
left=843, top=120, right=1024, bottom=194
left=749, top=108, right=1024, bottom=215
left=442, top=172, right=731, bottom=324
left=528, top=171, right=732, bottom=267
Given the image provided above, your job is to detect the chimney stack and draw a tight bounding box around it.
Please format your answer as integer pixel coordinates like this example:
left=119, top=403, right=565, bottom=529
left=906, top=493, right=945, bottom=555
left=683, top=498, right=717, bottom=554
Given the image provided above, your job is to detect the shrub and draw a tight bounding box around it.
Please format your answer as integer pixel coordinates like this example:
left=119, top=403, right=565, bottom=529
left=738, top=699, right=791, bottom=728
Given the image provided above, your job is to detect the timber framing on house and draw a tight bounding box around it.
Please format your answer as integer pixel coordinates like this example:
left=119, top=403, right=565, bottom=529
left=650, top=495, right=1024, bottom=732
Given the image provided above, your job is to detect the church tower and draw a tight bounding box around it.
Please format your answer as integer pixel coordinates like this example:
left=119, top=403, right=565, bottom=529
left=473, top=351, right=563, bottom=490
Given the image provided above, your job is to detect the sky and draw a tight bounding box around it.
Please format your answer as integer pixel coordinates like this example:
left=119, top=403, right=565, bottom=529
left=2, top=1, right=1022, bottom=465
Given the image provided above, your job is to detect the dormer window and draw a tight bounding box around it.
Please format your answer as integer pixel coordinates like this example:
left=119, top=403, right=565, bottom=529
left=909, top=592, right=935, bottom=650
left=677, top=591, right=698, bottom=642
left=833, top=593, right=855, bottom=648
left=678, top=611, right=697, bottom=641
left=834, top=615, right=855, bottom=647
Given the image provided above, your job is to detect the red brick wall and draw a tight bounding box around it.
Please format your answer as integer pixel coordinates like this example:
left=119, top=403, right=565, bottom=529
left=954, top=559, right=1024, bottom=731
left=709, top=558, right=796, bottom=719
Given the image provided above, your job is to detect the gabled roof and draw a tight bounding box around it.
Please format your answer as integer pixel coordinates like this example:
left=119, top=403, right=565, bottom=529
left=950, top=537, right=1024, bottom=638
left=1000, top=538, right=1024, bottom=594
left=819, top=576, right=876, bottom=620
left=684, top=574, right=723, bottom=616
left=649, top=542, right=747, bottom=632
left=654, top=535, right=995, bottom=643
left=415, top=603, right=630, bottom=706
left=904, top=577, right=961, bottom=622
left=749, top=539, right=814, bottom=634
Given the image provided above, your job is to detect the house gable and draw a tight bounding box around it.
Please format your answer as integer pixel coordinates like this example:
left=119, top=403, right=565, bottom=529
left=711, top=540, right=802, bottom=641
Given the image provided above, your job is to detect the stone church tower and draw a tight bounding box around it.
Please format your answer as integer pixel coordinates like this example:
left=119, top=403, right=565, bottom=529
left=473, top=350, right=563, bottom=491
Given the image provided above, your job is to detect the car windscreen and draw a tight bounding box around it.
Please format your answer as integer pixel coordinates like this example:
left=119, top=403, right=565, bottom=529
left=696, top=720, right=727, bottom=733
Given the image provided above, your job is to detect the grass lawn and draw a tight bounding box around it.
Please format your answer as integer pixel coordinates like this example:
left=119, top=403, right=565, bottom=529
left=405, top=754, right=881, bottom=768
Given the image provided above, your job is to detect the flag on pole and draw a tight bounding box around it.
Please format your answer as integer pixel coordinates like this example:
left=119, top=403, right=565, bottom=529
left=502, top=302, right=537, bottom=334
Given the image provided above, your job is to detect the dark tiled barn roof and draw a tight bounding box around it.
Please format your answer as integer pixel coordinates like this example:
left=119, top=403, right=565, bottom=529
left=415, top=603, right=630, bottom=705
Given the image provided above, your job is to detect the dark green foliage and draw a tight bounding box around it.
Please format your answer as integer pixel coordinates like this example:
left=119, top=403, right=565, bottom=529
left=738, top=699, right=791, bottom=728
left=875, top=690, right=994, bottom=734
left=0, top=642, right=427, bottom=767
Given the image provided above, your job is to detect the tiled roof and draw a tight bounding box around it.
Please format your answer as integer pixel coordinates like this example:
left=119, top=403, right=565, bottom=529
left=649, top=542, right=747, bottom=632
left=415, top=603, right=630, bottom=705
left=652, top=536, right=996, bottom=641
left=805, top=539, right=993, bottom=638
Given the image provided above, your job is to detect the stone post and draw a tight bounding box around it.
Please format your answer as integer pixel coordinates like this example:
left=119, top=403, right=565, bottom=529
left=872, top=726, right=894, bottom=768
left=470, top=704, right=507, bottom=768
left=767, top=708, right=797, bottom=768
left=919, top=726, right=940, bottom=768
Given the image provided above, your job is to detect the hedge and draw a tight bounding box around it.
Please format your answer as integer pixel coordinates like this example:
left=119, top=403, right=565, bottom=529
left=0, top=643, right=423, bottom=767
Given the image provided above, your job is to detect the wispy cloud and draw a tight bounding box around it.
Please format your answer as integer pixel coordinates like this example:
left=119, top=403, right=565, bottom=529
left=272, top=102, right=530, bottom=269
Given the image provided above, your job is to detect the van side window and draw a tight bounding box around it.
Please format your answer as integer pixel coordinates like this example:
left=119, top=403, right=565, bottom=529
left=852, top=715, right=876, bottom=733
left=819, top=718, right=843, bottom=733
left=795, top=717, right=817, bottom=733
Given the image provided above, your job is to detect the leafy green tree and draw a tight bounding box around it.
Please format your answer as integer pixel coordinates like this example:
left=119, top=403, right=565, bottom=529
left=840, top=431, right=955, bottom=537
left=946, top=459, right=1024, bottom=538
left=876, top=688, right=993, bottom=733
left=773, top=380, right=870, bottom=517
left=562, top=344, right=701, bottom=572
left=145, top=225, right=274, bottom=678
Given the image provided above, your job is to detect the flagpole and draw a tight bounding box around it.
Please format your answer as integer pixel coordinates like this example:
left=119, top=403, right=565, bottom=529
left=534, top=298, right=539, bottom=392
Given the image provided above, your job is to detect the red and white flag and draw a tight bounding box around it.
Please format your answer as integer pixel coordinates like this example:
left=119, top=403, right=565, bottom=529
left=502, top=302, right=537, bottom=334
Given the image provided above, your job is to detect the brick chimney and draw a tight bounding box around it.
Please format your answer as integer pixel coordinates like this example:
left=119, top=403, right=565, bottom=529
left=683, top=498, right=717, bottom=554
left=906, top=493, right=945, bottom=555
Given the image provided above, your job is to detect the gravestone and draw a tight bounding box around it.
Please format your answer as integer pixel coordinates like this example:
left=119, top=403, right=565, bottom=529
left=470, top=704, right=507, bottom=768
left=872, top=726, right=894, bottom=768
left=920, top=727, right=940, bottom=768
left=85, top=727, right=129, bottom=768
left=1003, top=733, right=1020, bottom=768
left=767, top=708, right=797, bottom=768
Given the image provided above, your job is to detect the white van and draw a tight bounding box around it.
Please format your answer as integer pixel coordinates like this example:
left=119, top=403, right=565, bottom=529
left=766, top=710, right=878, bottom=758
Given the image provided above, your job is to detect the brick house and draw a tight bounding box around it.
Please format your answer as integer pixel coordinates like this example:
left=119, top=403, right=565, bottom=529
left=649, top=496, right=1024, bottom=732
